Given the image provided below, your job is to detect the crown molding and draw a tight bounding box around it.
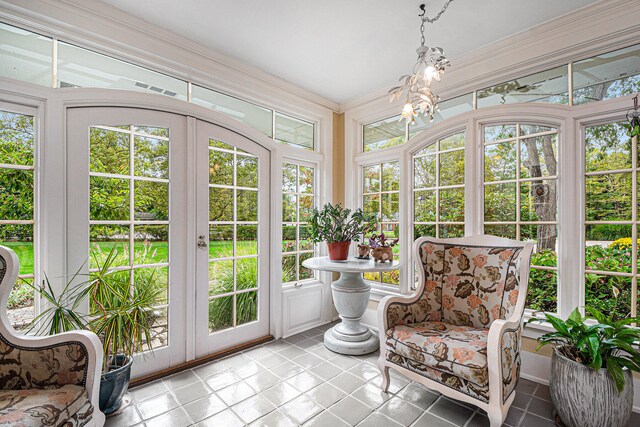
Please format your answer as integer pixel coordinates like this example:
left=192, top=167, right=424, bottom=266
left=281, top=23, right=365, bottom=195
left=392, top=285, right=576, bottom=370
left=340, top=0, right=640, bottom=114
left=0, top=0, right=340, bottom=115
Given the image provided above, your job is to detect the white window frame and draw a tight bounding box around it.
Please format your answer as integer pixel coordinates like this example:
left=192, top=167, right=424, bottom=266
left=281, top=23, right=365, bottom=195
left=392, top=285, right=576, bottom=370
left=349, top=95, right=639, bottom=338
left=281, top=158, right=320, bottom=288
left=361, top=160, right=401, bottom=288
left=578, top=114, right=639, bottom=319
left=0, top=101, right=41, bottom=329
left=412, top=131, right=467, bottom=240
left=481, top=123, right=560, bottom=313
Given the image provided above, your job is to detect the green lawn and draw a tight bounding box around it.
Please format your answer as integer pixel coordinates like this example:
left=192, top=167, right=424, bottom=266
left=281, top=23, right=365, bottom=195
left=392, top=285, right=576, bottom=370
left=1, top=240, right=267, bottom=275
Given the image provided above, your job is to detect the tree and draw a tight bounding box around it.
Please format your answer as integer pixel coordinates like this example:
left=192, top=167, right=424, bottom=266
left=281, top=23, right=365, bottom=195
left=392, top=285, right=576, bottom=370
left=521, top=133, right=557, bottom=250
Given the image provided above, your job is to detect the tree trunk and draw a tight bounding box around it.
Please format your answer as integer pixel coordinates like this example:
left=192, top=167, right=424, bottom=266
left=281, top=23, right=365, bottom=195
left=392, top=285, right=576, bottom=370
left=522, top=135, right=557, bottom=251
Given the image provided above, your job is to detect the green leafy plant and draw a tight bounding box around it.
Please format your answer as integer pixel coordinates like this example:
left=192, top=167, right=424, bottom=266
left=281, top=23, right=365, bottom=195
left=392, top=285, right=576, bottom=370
left=309, top=203, right=377, bottom=244
left=27, top=246, right=163, bottom=371
left=527, top=307, right=640, bottom=392
left=368, top=232, right=398, bottom=248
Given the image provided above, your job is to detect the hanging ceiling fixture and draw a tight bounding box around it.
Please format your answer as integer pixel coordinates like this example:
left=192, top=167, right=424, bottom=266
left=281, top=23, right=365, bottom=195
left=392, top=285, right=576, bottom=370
left=389, top=1, right=455, bottom=124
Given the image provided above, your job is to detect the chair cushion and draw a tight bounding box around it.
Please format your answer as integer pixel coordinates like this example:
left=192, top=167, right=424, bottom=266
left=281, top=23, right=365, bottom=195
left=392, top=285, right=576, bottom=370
left=0, top=385, right=93, bottom=427
left=386, top=321, right=490, bottom=402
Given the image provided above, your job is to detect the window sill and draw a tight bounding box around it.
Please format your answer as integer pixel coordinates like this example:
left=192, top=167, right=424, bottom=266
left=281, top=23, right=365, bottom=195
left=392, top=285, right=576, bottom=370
left=369, top=284, right=407, bottom=302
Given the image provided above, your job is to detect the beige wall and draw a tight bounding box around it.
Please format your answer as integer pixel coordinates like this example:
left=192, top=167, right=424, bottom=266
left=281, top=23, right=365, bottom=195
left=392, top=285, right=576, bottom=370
left=332, top=112, right=345, bottom=206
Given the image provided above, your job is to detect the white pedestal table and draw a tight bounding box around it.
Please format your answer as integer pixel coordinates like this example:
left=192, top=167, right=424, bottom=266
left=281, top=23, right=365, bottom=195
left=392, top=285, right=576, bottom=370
left=302, top=256, right=400, bottom=355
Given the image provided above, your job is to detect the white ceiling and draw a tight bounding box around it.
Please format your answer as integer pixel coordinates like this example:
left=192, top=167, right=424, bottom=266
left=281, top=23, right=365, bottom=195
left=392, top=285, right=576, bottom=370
left=100, top=0, right=599, bottom=104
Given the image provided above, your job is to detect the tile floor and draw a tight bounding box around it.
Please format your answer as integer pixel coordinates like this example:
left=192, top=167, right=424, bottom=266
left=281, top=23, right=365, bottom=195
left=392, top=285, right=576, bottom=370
left=107, top=322, right=640, bottom=426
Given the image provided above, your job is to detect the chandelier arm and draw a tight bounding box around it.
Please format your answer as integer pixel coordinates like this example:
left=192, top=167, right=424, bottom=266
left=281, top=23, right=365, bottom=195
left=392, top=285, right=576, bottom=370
left=394, top=1, right=455, bottom=125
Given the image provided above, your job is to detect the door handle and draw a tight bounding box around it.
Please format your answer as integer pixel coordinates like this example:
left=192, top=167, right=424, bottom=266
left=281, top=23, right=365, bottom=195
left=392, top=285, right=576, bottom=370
left=197, top=235, right=208, bottom=249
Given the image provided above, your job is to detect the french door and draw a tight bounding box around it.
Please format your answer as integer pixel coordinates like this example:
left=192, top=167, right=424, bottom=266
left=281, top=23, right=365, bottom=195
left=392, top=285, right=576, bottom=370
left=66, top=108, right=270, bottom=377
left=194, top=121, right=270, bottom=358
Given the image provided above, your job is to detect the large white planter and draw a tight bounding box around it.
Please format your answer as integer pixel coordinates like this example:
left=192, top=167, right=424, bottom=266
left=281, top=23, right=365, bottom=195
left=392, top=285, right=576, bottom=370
left=550, top=346, right=633, bottom=427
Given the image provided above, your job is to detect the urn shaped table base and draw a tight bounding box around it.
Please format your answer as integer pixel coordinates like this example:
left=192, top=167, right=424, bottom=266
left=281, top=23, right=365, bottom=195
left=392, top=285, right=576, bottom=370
left=302, top=256, right=400, bottom=355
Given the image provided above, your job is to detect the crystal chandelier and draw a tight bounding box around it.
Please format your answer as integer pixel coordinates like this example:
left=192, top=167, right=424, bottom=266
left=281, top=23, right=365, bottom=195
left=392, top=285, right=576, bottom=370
left=389, top=1, right=455, bottom=124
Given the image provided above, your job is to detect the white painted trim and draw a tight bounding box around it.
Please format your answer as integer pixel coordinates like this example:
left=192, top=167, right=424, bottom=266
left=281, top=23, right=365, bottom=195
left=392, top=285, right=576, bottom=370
left=341, top=0, right=640, bottom=112
left=0, top=0, right=339, bottom=113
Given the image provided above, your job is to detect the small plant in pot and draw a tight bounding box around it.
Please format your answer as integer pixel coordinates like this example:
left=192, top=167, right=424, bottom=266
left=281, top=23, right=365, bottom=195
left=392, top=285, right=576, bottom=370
left=28, top=246, right=162, bottom=415
left=527, top=305, right=640, bottom=427
left=309, top=203, right=377, bottom=261
left=368, top=233, right=398, bottom=263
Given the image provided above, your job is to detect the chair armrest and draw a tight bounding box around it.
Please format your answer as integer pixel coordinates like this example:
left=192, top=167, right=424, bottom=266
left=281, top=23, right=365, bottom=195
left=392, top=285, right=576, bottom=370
left=0, top=326, right=104, bottom=413
left=487, top=316, right=522, bottom=405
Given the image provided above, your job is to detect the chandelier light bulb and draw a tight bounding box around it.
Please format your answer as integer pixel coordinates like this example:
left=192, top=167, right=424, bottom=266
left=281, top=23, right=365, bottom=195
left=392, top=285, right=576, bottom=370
left=424, top=65, right=437, bottom=83
left=401, top=99, right=416, bottom=121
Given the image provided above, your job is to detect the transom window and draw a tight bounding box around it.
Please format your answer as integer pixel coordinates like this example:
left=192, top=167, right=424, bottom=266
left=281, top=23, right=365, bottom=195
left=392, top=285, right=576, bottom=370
left=89, top=125, right=169, bottom=348
left=0, top=110, right=36, bottom=331
left=483, top=123, right=559, bottom=313
left=282, top=162, right=317, bottom=285
left=363, top=161, right=400, bottom=286
left=413, top=132, right=465, bottom=240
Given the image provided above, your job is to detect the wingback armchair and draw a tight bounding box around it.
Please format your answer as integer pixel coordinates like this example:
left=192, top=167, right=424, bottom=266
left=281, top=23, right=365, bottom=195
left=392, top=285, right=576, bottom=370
left=378, top=236, right=533, bottom=427
left=0, top=245, right=105, bottom=426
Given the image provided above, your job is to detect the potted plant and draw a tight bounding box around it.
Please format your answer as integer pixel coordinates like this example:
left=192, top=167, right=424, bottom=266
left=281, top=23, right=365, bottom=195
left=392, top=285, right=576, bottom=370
left=309, top=203, right=377, bottom=261
left=28, top=246, right=162, bottom=415
left=368, top=232, right=398, bottom=263
left=527, top=306, right=640, bottom=427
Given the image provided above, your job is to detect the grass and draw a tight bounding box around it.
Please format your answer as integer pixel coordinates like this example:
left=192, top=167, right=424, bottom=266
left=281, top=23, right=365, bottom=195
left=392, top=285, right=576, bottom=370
left=1, top=240, right=263, bottom=273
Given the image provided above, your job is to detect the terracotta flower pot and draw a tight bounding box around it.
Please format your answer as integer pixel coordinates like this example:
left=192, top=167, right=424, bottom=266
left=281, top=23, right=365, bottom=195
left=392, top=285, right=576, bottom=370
left=327, top=241, right=351, bottom=260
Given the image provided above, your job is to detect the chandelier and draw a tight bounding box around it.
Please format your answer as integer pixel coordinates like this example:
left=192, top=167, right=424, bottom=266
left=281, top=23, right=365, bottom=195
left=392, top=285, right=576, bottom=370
left=389, top=1, right=455, bottom=124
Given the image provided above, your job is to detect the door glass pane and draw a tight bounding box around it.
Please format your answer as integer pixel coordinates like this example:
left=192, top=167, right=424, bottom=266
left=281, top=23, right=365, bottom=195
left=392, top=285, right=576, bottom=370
left=208, top=140, right=261, bottom=331
left=89, top=124, right=170, bottom=350
left=1, top=110, right=36, bottom=331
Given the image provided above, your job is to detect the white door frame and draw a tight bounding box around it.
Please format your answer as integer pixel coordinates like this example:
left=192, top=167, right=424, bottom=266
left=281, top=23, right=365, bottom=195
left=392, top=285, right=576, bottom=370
left=194, top=120, right=271, bottom=358
left=66, top=107, right=188, bottom=377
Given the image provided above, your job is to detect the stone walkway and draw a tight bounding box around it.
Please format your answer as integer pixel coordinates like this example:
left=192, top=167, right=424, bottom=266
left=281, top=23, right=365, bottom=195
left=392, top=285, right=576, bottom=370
left=7, top=306, right=33, bottom=331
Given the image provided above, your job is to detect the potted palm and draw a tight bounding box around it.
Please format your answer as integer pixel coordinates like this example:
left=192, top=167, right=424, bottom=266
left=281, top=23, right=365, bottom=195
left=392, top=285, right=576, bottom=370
left=28, top=246, right=162, bottom=415
left=527, top=306, right=640, bottom=427
left=309, top=203, right=377, bottom=261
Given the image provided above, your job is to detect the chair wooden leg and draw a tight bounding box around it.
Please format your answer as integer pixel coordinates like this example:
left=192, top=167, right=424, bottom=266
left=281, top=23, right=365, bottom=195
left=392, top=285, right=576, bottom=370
left=487, top=405, right=505, bottom=427
left=377, top=359, right=390, bottom=392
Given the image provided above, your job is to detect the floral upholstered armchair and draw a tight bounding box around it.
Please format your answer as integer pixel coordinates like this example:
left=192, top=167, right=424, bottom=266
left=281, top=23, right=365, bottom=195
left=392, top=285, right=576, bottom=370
left=0, top=246, right=105, bottom=427
left=378, top=236, right=533, bottom=427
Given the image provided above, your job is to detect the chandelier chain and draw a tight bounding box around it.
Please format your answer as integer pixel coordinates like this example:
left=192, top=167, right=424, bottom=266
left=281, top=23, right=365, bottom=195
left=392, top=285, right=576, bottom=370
left=420, top=0, right=455, bottom=24
left=419, top=1, right=454, bottom=46
left=390, top=1, right=455, bottom=124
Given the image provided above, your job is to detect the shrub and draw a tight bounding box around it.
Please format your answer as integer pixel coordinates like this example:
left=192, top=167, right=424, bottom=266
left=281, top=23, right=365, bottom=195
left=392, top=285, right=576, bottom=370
left=8, top=280, right=33, bottom=309
left=608, top=237, right=640, bottom=250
